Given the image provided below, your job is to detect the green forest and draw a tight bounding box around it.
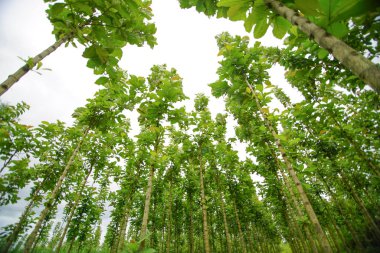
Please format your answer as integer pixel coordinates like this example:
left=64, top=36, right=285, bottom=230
left=0, top=0, right=379, bottom=252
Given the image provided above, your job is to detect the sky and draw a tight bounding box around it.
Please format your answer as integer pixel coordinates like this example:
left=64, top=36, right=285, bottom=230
left=0, top=0, right=293, bottom=241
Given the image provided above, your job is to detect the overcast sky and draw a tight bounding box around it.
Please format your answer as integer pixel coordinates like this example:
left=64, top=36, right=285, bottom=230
left=0, top=0, right=293, bottom=239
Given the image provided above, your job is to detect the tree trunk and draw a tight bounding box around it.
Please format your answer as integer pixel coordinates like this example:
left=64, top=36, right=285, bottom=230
left=264, top=0, right=380, bottom=93
left=215, top=170, right=232, bottom=253
left=270, top=145, right=318, bottom=253
left=199, top=151, right=211, bottom=253
left=340, top=171, right=380, bottom=240
left=1, top=179, right=45, bottom=253
left=23, top=127, right=89, bottom=253
left=0, top=35, right=70, bottom=96
left=246, top=80, right=332, bottom=252
left=166, top=183, right=172, bottom=253
left=233, top=199, right=247, bottom=253
left=0, top=151, right=18, bottom=174
left=138, top=165, right=155, bottom=250
left=55, top=164, right=94, bottom=253
left=188, top=191, right=194, bottom=253
left=321, top=175, right=364, bottom=250
left=220, top=192, right=232, bottom=253
left=117, top=210, right=130, bottom=252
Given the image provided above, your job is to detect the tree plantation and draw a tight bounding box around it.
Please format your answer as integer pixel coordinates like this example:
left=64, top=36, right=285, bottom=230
left=0, top=0, right=379, bottom=253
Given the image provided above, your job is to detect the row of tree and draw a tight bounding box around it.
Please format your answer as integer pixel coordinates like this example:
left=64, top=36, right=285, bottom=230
left=0, top=0, right=379, bottom=252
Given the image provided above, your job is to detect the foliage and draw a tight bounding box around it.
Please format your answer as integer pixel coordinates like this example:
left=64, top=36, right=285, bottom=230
left=0, top=1, right=379, bottom=253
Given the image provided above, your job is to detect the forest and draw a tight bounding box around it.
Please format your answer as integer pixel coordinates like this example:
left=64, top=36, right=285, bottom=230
left=0, top=0, right=379, bottom=253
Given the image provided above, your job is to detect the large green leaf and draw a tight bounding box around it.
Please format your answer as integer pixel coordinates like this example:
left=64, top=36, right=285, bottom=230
left=327, top=22, right=349, bottom=38
left=319, top=0, right=379, bottom=24
left=295, top=0, right=320, bottom=16
left=209, top=80, right=230, bottom=97
left=227, top=4, right=249, bottom=21
left=272, top=16, right=292, bottom=39
left=254, top=18, right=269, bottom=39
left=217, top=0, right=250, bottom=7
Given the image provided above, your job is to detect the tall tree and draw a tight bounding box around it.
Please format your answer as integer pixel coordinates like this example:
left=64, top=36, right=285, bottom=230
left=179, top=0, right=380, bottom=92
left=0, top=0, right=156, bottom=95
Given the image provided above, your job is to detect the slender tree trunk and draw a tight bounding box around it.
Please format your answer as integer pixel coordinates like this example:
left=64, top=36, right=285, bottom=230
left=327, top=224, right=342, bottom=253
left=219, top=192, right=232, bottom=253
left=330, top=116, right=380, bottom=177
left=246, top=80, right=332, bottom=252
left=198, top=150, right=211, bottom=253
left=0, top=151, right=18, bottom=174
left=332, top=219, right=350, bottom=252
left=138, top=165, right=155, bottom=250
left=55, top=164, right=94, bottom=253
left=166, top=183, right=172, bottom=253
left=117, top=210, right=130, bottom=252
left=321, top=175, right=364, bottom=249
left=67, top=238, right=75, bottom=253
left=23, top=127, right=89, bottom=253
left=264, top=0, right=380, bottom=93
left=270, top=145, right=318, bottom=253
left=215, top=170, right=232, bottom=253
left=188, top=191, right=194, bottom=253
left=233, top=199, right=247, bottom=253
left=340, top=172, right=380, bottom=240
left=1, top=179, right=46, bottom=253
left=0, top=35, right=70, bottom=96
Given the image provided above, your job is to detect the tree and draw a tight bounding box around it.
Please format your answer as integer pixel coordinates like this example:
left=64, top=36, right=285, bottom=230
left=0, top=0, right=156, bottom=96
left=178, top=0, right=380, bottom=93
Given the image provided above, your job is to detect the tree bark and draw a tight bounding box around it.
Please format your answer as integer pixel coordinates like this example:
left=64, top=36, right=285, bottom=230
left=246, top=80, right=332, bottom=252
left=55, top=164, right=94, bottom=253
left=340, top=171, right=380, bottom=240
left=23, top=127, right=89, bottom=253
left=0, top=35, right=70, bottom=96
left=188, top=190, right=194, bottom=253
left=166, top=183, right=173, bottom=253
left=117, top=211, right=130, bottom=253
left=264, top=0, right=380, bottom=93
left=233, top=199, right=247, bottom=253
left=270, top=145, right=318, bottom=253
left=215, top=170, right=232, bottom=253
left=1, top=179, right=46, bottom=253
left=198, top=150, right=211, bottom=253
left=321, top=174, right=364, bottom=250
left=138, top=165, right=155, bottom=250
left=219, top=192, right=232, bottom=253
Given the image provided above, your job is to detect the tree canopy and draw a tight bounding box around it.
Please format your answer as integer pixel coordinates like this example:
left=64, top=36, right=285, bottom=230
left=0, top=1, right=379, bottom=253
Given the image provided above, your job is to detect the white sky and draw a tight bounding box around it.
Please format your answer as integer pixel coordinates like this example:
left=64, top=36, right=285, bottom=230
left=0, top=0, right=296, bottom=237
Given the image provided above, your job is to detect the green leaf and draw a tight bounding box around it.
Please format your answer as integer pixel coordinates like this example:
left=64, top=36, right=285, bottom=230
left=261, top=107, right=269, bottom=114
left=327, top=22, right=348, bottom=38
left=95, top=76, right=109, bottom=85
left=50, top=3, right=66, bottom=17
left=26, top=58, right=34, bottom=68
left=317, top=48, right=329, bottom=59
left=82, top=46, right=97, bottom=58
left=227, top=4, right=249, bottom=21
left=256, top=84, right=263, bottom=93
left=111, top=48, right=123, bottom=60
left=72, top=2, right=93, bottom=16
left=272, top=16, right=291, bottom=39
left=328, top=0, right=379, bottom=23
left=295, top=0, right=320, bottom=16
left=244, top=12, right=255, bottom=32
left=217, top=0, right=250, bottom=7
left=36, top=61, right=43, bottom=70
left=251, top=2, right=268, bottom=25
left=254, top=18, right=269, bottom=39
left=209, top=81, right=230, bottom=98
left=95, top=47, right=109, bottom=64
